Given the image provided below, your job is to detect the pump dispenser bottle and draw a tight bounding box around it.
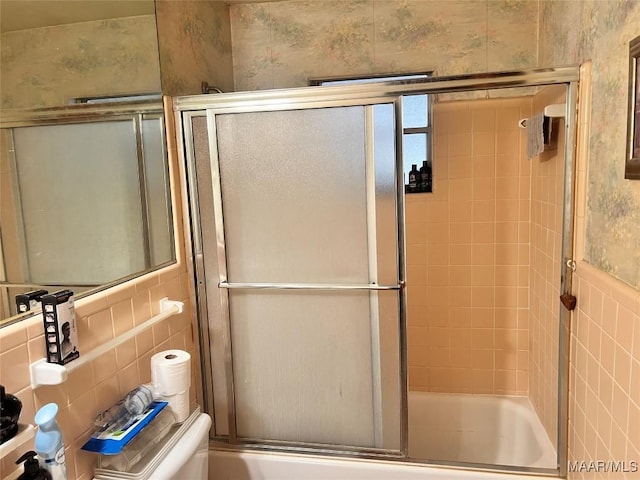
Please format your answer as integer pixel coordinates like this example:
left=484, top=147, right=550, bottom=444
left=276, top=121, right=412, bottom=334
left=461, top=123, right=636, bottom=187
left=15, top=451, right=52, bottom=480
left=34, top=403, right=67, bottom=480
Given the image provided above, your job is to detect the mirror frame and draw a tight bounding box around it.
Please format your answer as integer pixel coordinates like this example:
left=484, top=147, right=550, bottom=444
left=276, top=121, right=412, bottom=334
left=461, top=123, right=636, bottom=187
left=0, top=99, right=176, bottom=327
left=626, top=35, right=640, bottom=179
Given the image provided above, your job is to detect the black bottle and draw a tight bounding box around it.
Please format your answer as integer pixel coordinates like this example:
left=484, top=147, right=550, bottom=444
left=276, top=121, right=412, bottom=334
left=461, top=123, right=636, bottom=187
left=16, top=451, right=53, bottom=480
left=408, top=164, right=420, bottom=193
left=421, top=160, right=432, bottom=193
left=0, top=384, right=22, bottom=444
left=418, top=161, right=427, bottom=192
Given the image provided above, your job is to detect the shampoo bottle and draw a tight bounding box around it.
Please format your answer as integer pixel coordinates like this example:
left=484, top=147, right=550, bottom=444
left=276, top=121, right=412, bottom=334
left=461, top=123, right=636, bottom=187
left=423, top=160, right=432, bottom=192
left=34, top=403, right=67, bottom=480
left=419, top=161, right=428, bottom=192
left=408, top=164, right=420, bottom=193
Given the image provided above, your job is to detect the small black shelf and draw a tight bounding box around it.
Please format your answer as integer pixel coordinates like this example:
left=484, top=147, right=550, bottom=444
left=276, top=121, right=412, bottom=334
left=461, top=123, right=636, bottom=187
left=404, top=185, right=433, bottom=194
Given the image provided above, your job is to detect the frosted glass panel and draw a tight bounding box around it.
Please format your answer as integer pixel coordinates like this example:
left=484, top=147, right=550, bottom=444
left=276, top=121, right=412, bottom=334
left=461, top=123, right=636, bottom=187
left=142, top=117, right=173, bottom=265
left=202, top=102, right=401, bottom=452
left=216, top=107, right=369, bottom=284
left=372, top=104, right=401, bottom=450
left=230, top=290, right=376, bottom=446
left=373, top=104, right=399, bottom=286
left=13, top=121, right=144, bottom=284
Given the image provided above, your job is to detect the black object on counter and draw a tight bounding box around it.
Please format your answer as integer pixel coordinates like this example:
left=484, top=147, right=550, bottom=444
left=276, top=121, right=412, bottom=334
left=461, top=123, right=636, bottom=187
left=0, top=384, right=22, bottom=444
left=15, top=451, right=53, bottom=480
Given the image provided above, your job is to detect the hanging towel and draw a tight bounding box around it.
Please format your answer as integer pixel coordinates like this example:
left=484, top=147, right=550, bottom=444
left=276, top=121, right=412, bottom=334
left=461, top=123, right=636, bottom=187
left=527, top=112, right=545, bottom=159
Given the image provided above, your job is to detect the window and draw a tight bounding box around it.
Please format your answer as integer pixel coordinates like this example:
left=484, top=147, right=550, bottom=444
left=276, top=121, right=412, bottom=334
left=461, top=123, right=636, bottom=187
left=401, top=93, right=432, bottom=193
left=70, top=93, right=162, bottom=104
left=311, top=73, right=433, bottom=193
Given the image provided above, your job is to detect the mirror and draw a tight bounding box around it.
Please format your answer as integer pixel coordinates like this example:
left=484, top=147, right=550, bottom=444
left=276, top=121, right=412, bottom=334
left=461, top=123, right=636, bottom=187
left=0, top=1, right=174, bottom=327
left=0, top=101, right=175, bottom=324
left=0, top=102, right=175, bottom=325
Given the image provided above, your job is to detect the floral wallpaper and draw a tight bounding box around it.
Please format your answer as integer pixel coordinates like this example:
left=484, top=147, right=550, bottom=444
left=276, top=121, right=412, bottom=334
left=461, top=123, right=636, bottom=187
left=155, top=0, right=234, bottom=96
left=0, top=15, right=161, bottom=109
left=229, top=0, right=539, bottom=91
left=540, top=0, right=640, bottom=288
left=228, top=0, right=640, bottom=288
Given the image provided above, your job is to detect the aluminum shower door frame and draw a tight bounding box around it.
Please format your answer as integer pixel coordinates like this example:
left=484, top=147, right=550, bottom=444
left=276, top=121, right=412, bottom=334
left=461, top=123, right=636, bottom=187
left=177, top=65, right=580, bottom=477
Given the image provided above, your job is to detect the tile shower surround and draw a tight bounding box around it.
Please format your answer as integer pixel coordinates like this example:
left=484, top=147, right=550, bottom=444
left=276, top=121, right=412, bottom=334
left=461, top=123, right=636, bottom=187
left=528, top=85, right=566, bottom=449
left=406, top=68, right=640, bottom=474
left=406, top=96, right=532, bottom=396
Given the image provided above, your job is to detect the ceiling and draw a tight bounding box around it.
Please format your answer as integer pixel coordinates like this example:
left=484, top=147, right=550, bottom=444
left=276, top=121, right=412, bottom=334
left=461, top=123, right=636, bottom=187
left=0, top=0, right=156, bottom=33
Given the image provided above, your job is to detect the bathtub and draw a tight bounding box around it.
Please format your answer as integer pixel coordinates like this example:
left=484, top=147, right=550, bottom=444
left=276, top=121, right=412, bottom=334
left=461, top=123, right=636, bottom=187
left=408, top=392, right=557, bottom=469
left=207, top=450, right=556, bottom=480
left=208, top=392, right=558, bottom=479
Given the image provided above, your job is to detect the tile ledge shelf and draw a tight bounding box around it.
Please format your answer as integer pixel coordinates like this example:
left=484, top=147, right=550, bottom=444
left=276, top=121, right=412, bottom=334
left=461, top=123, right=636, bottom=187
left=29, top=298, right=184, bottom=389
left=0, top=423, right=35, bottom=459
left=1, top=424, right=36, bottom=480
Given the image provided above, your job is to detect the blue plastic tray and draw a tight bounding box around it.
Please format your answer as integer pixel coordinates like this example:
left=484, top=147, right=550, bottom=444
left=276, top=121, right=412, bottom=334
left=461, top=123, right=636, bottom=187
left=82, top=401, right=168, bottom=455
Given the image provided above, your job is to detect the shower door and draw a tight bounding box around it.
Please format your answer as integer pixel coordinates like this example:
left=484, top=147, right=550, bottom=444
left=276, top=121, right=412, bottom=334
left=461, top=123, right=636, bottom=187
left=183, top=95, right=405, bottom=455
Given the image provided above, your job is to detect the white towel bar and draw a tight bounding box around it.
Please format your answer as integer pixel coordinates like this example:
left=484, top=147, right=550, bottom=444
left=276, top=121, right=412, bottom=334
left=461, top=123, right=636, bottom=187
left=29, top=297, right=184, bottom=389
left=544, top=103, right=565, bottom=118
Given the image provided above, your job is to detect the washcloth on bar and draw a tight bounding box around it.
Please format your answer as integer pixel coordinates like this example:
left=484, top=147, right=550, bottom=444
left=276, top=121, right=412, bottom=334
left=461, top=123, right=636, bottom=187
left=527, top=112, right=544, bottom=159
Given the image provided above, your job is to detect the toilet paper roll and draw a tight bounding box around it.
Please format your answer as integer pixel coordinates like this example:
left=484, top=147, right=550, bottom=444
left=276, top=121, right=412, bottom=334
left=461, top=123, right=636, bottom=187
left=151, top=349, right=191, bottom=396
left=165, top=390, right=190, bottom=423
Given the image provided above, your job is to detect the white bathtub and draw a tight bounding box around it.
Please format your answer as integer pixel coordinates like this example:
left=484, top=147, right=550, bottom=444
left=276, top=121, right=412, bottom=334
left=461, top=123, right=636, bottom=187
left=208, top=392, right=558, bottom=479
left=408, top=392, right=557, bottom=469
left=208, top=451, right=555, bottom=480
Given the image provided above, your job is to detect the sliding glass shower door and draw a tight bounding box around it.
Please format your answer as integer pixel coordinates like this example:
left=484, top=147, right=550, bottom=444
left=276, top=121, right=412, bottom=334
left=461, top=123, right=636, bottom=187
left=181, top=67, right=580, bottom=475
left=184, top=97, right=405, bottom=454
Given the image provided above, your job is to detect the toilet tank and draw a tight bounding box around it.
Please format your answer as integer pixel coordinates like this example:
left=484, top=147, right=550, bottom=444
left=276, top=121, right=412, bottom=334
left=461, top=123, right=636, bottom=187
left=92, top=411, right=211, bottom=480
left=93, top=405, right=211, bottom=480
left=157, top=413, right=212, bottom=480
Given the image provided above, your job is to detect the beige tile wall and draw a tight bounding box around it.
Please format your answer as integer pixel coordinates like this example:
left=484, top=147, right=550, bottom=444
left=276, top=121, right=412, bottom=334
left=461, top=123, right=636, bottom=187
left=528, top=85, right=567, bottom=449
left=406, top=96, right=531, bottom=395
left=568, top=264, right=640, bottom=479
left=0, top=99, right=197, bottom=480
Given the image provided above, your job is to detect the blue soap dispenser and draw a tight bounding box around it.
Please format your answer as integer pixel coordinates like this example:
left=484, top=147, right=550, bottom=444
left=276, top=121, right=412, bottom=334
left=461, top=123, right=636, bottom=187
left=34, top=403, right=67, bottom=480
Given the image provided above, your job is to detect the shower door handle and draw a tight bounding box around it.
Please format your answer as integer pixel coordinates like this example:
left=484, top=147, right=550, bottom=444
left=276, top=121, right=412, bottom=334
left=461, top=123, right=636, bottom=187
left=219, top=282, right=404, bottom=291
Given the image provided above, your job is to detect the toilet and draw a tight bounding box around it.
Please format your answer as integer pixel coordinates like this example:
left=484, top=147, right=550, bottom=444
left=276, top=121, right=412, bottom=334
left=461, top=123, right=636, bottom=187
left=154, top=413, right=211, bottom=480
left=92, top=412, right=211, bottom=480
